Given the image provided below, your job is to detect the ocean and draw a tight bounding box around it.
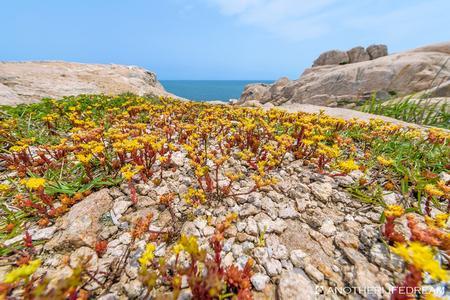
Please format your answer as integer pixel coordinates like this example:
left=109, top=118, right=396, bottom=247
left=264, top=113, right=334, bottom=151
left=160, top=80, right=274, bottom=102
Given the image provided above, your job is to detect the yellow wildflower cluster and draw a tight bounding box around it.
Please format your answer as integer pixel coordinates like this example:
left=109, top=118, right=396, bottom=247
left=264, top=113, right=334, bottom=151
left=391, top=242, right=449, bottom=281
left=3, top=259, right=41, bottom=284
left=384, top=205, right=404, bottom=218
left=138, top=243, right=156, bottom=270
left=424, top=184, right=444, bottom=197
left=338, top=159, right=359, bottom=174
left=184, top=188, right=207, bottom=206
left=120, top=164, right=143, bottom=181
left=425, top=213, right=449, bottom=228
left=21, top=177, right=46, bottom=190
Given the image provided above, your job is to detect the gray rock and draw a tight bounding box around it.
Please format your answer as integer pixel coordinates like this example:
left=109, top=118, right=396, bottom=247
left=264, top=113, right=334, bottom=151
left=313, top=50, right=349, bottom=67
left=319, top=218, right=337, bottom=237
left=347, top=46, right=370, bottom=63
left=69, top=246, right=98, bottom=272
left=277, top=271, right=316, bottom=300
left=290, top=249, right=308, bottom=268
left=366, top=44, right=388, bottom=59
left=239, top=42, right=449, bottom=108
left=0, top=61, right=181, bottom=106
left=45, top=189, right=113, bottom=249
left=304, top=264, right=324, bottom=283
left=251, top=273, right=270, bottom=291
left=309, top=182, right=333, bottom=202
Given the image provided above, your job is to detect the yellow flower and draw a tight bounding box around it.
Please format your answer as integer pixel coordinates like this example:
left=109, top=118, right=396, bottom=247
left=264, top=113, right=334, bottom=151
left=0, top=183, right=10, bottom=193
left=138, top=243, right=156, bottom=269
left=384, top=205, right=404, bottom=218
left=391, top=242, right=449, bottom=282
left=377, top=155, right=394, bottom=167
left=120, top=164, right=143, bottom=181
left=425, top=213, right=449, bottom=228
left=76, top=153, right=93, bottom=164
left=21, top=177, right=46, bottom=190
left=4, top=259, right=41, bottom=283
left=184, top=188, right=206, bottom=206
left=173, top=243, right=184, bottom=255
left=424, top=184, right=444, bottom=197
left=338, top=159, right=359, bottom=174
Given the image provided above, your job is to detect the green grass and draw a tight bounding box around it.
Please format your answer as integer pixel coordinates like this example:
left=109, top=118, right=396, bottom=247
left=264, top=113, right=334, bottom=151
left=360, top=95, right=449, bottom=129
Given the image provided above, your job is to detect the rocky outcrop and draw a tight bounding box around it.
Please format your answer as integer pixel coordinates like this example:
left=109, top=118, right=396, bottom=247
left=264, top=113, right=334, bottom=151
left=0, top=61, right=179, bottom=105
left=312, top=44, right=387, bottom=67
left=240, top=42, right=450, bottom=107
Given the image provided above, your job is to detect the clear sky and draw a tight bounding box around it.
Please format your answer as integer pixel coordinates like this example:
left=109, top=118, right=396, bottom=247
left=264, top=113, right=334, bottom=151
left=1, top=0, right=449, bottom=80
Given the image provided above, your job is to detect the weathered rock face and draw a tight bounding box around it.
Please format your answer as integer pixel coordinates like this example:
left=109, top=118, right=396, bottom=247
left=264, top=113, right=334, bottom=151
left=45, top=189, right=113, bottom=250
left=239, top=42, right=450, bottom=107
left=347, top=46, right=371, bottom=63
left=0, top=61, right=179, bottom=105
left=313, top=44, right=386, bottom=67
left=312, top=50, right=349, bottom=67
left=366, top=44, right=388, bottom=59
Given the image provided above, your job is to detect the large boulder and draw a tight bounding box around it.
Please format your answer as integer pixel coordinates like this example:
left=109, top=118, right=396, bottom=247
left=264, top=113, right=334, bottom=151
left=0, top=61, right=180, bottom=105
left=366, top=44, right=388, bottom=59
left=45, top=189, right=113, bottom=250
left=240, top=42, right=450, bottom=107
left=347, top=46, right=371, bottom=63
left=312, top=50, right=349, bottom=67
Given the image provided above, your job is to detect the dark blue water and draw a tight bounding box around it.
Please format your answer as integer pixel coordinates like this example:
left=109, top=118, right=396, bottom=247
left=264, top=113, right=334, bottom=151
left=160, top=80, right=273, bottom=102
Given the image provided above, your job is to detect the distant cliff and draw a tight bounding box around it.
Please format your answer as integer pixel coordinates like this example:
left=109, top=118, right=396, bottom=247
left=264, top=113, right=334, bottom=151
left=0, top=61, right=180, bottom=105
left=239, top=42, right=450, bottom=107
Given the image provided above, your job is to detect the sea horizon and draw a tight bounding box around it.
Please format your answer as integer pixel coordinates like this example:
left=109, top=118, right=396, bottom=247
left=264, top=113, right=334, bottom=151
left=160, top=80, right=274, bottom=102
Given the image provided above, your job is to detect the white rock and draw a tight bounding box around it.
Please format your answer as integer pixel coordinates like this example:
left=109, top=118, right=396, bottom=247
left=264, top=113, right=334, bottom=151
left=193, top=217, right=207, bottom=230
left=232, top=244, right=243, bottom=258
left=69, top=246, right=98, bottom=272
left=319, top=218, right=336, bottom=237
left=223, top=252, right=234, bottom=267
left=263, top=259, right=282, bottom=276
left=305, top=265, right=324, bottom=283
left=278, top=202, right=299, bottom=219
left=203, top=226, right=215, bottom=236
left=245, top=218, right=258, bottom=236
left=309, top=182, right=333, bottom=202
left=290, top=249, right=307, bottom=268
left=271, top=244, right=289, bottom=260
left=251, top=273, right=270, bottom=291
left=278, top=271, right=316, bottom=300
left=112, top=199, right=132, bottom=216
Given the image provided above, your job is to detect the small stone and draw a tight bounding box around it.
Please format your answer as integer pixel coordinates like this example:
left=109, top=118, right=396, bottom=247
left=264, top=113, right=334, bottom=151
left=271, top=244, right=289, bottom=260
left=69, top=247, right=98, bottom=272
left=245, top=218, right=258, bottom=236
left=251, top=273, right=270, bottom=291
left=203, top=226, right=215, bottom=236
left=236, top=221, right=246, bottom=232
left=239, top=204, right=259, bottom=217
left=278, top=271, right=316, bottom=300
left=290, top=249, right=307, bottom=268
left=263, top=258, right=282, bottom=276
left=232, top=244, right=243, bottom=258
left=382, top=192, right=400, bottom=205
left=123, top=279, right=143, bottom=298
left=305, top=264, right=324, bottom=283
left=155, top=243, right=166, bottom=257
left=319, top=218, right=336, bottom=237
left=193, top=217, right=207, bottom=230
left=278, top=202, right=299, bottom=219
left=181, top=222, right=200, bottom=237
left=241, top=241, right=255, bottom=252
left=118, top=232, right=131, bottom=245
left=223, top=252, right=234, bottom=267
left=309, top=182, right=333, bottom=202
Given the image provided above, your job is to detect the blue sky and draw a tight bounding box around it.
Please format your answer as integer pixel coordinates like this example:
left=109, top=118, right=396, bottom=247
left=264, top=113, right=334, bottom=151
left=1, top=0, right=449, bottom=79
